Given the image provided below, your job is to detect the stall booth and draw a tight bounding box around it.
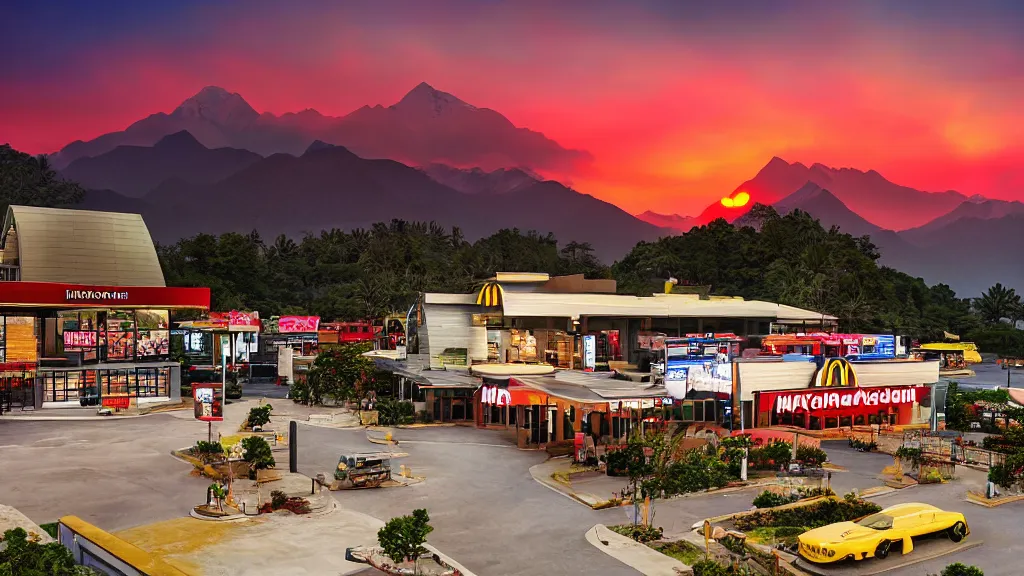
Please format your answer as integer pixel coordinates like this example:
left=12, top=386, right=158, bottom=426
left=175, top=311, right=260, bottom=383
left=260, top=315, right=320, bottom=383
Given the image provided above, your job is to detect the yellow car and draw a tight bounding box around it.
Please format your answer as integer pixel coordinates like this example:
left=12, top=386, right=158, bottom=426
left=798, top=503, right=969, bottom=564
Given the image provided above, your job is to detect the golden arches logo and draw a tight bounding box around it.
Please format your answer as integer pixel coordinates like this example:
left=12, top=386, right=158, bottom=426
left=814, top=358, right=858, bottom=388
left=475, top=282, right=505, bottom=307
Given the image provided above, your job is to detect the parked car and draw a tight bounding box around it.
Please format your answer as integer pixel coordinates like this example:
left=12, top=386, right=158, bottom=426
left=798, top=503, right=968, bottom=563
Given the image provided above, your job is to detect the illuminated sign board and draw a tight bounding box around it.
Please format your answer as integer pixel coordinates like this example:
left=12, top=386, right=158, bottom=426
left=774, top=386, right=920, bottom=414
left=65, top=290, right=129, bottom=302
left=193, top=384, right=224, bottom=422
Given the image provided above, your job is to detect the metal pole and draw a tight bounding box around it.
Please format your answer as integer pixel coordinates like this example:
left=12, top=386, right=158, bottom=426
left=289, top=420, right=298, bottom=473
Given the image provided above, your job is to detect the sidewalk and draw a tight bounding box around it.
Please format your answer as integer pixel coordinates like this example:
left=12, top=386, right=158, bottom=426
left=585, top=524, right=687, bottom=576
left=529, top=457, right=624, bottom=508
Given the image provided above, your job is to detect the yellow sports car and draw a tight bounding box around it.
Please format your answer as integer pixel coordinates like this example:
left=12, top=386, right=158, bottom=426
left=798, top=503, right=969, bottom=564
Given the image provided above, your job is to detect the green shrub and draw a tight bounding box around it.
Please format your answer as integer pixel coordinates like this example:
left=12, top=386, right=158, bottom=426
left=377, top=509, right=433, bottom=565
left=289, top=378, right=310, bottom=404
left=772, top=526, right=806, bottom=538
left=735, top=497, right=882, bottom=531
left=270, top=490, right=288, bottom=508
left=241, top=436, right=276, bottom=478
left=225, top=376, right=243, bottom=400
left=795, top=444, right=828, bottom=464
left=608, top=523, right=663, bottom=543
left=417, top=409, right=432, bottom=423
left=752, top=490, right=798, bottom=508
left=245, top=404, right=273, bottom=428
left=940, top=563, right=984, bottom=576
left=38, top=522, right=59, bottom=539
left=194, top=440, right=224, bottom=463
left=660, top=449, right=731, bottom=495
left=376, top=397, right=415, bottom=426
left=0, top=527, right=101, bottom=575
left=604, top=447, right=631, bottom=476
left=692, top=559, right=729, bottom=576
left=848, top=438, right=878, bottom=451
left=750, top=439, right=792, bottom=470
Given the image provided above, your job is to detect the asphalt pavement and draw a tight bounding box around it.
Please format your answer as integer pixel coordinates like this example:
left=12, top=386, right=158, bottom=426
left=295, top=424, right=640, bottom=576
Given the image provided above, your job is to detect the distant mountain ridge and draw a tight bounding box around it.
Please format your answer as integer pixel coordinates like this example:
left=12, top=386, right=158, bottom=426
left=420, top=164, right=539, bottom=195
left=77, top=143, right=664, bottom=261
left=51, top=84, right=591, bottom=175
left=61, top=131, right=263, bottom=197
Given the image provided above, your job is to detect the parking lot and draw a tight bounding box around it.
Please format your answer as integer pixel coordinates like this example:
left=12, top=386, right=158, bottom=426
left=2, top=414, right=1020, bottom=575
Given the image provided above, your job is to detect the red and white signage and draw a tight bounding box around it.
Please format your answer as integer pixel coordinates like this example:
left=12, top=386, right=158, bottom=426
left=64, top=330, right=97, bottom=348
left=0, top=281, right=209, bottom=309
left=773, top=386, right=925, bottom=414
left=278, top=315, right=320, bottom=333
left=480, top=385, right=512, bottom=406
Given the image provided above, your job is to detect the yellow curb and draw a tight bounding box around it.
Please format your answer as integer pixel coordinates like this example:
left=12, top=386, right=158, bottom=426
left=966, top=491, right=1024, bottom=507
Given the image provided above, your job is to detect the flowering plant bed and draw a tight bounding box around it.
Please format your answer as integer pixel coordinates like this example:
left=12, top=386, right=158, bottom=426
left=259, top=490, right=312, bottom=515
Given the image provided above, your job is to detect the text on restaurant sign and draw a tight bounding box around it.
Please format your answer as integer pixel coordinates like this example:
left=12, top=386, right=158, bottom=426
left=66, top=289, right=129, bottom=302
left=480, top=386, right=512, bottom=406
left=775, top=386, right=918, bottom=414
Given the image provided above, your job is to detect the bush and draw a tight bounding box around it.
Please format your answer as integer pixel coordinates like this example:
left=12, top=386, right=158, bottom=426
left=692, top=559, right=730, bottom=576
left=749, top=439, right=793, bottom=470
left=417, top=409, right=432, bottom=423
left=193, top=440, right=224, bottom=463
left=226, top=376, right=243, bottom=400
left=377, top=509, right=433, bottom=565
left=849, top=438, right=877, bottom=451
left=735, top=497, right=882, bottom=531
left=376, top=397, right=415, bottom=426
left=289, top=377, right=310, bottom=404
left=271, top=490, right=288, bottom=508
left=752, top=490, right=798, bottom=509
left=660, top=449, right=731, bottom=496
left=604, top=447, right=631, bottom=476
left=0, top=527, right=100, bottom=575
left=939, top=563, right=984, bottom=576
left=795, top=444, right=828, bottom=465
left=245, top=404, right=273, bottom=429
left=608, top=523, right=664, bottom=543
left=241, top=436, right=276, bottom=478
left=895, top=446, right=924, bottom=470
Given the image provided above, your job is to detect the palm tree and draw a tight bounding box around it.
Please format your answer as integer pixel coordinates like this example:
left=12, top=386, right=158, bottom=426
left=975, top=283, right=1021, bottom=325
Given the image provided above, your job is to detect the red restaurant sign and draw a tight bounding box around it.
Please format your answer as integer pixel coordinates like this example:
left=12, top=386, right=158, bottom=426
left=764, top=386, right=928, bottom=414
left=278, top=315, right=320, bottom=333
left=0, top=282, right=209, bottom=309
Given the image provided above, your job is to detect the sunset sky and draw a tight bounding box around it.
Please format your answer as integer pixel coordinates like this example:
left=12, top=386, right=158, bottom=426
left=3, top=0, right=1023, bottom=215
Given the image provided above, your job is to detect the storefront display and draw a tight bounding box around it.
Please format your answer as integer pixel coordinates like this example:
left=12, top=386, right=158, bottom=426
left=508, top=329, right=537, bottom=363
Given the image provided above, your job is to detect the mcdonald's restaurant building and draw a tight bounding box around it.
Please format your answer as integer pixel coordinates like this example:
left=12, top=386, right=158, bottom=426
left=736, top=357, right=941, bottom=431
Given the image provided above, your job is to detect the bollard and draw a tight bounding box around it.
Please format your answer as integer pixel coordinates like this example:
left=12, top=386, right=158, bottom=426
left=289, top=420, right=298, bottom=473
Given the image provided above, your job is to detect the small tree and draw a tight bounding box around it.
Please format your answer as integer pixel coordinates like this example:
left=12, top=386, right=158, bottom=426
left=242, top=436, right=276, bottom=479
left=377, top=509, right=433, bottom=572
left=245, top=403, right=273, bottom=429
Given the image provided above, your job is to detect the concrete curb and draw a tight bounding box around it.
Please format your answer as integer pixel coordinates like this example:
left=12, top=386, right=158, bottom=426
left=585, top=524, right=688, bottom=576
left=794, top=540, right=982, bottom=576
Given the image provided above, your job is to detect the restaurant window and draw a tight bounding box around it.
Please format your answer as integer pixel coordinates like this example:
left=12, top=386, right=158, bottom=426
left=840, top=416, right=853, bottom=427
left=137, top=310, right=170, bottom=359
left=854, top=414, right=866, bottom=426
left=104, top=311, right=136, bottom=361
left=693, top=401, right=704, bottom=421
left=704, top=400, right=717, bottom=422
left=825, top=416, right=839, bottom=429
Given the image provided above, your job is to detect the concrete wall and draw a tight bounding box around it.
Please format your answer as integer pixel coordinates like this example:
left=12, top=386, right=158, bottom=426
left=59, top=516, right=188, bottom=576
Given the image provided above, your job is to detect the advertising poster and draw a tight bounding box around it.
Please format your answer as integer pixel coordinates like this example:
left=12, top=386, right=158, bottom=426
left=193, top=384, right=224, bottom=422
left=665, top=359, right=733, bottom=398
left=63, top=330, right=97, bottom=349
left=582, top=334, right=596, bottom=371
left=278, top=315, right=321, bottom=333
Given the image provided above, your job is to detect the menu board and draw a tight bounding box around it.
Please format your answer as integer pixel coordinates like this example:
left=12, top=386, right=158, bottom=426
left=193, top=384, right=224, bottom=421
left=5, top=317, right=36, bottom=362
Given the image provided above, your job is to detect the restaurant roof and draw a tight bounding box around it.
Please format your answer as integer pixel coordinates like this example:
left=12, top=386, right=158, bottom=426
left=370, top=354, right=482, bottom=388
left=514, top=371, right=667, bottom=403
left=2, top=206, right=165, bottom=286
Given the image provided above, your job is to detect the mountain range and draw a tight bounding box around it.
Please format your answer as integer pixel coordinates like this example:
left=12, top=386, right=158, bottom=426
left=51, top=83, right=590, bottom=173
left=51, top=83, right=1022, bottom=296
left=75, top=139, right=663, bottom=260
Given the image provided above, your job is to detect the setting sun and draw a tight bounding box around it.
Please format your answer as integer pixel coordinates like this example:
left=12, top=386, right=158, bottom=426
left=721, top=191, right=751, bottom=208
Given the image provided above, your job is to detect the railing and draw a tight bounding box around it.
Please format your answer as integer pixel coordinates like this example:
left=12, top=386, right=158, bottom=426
left=0, top=264, right=19, bottom=281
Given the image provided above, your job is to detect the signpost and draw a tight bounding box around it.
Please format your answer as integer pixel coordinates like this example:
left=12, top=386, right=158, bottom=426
left=193, top=384, right=224, bottom=442
left=703, top=520, right=712, bottom=557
